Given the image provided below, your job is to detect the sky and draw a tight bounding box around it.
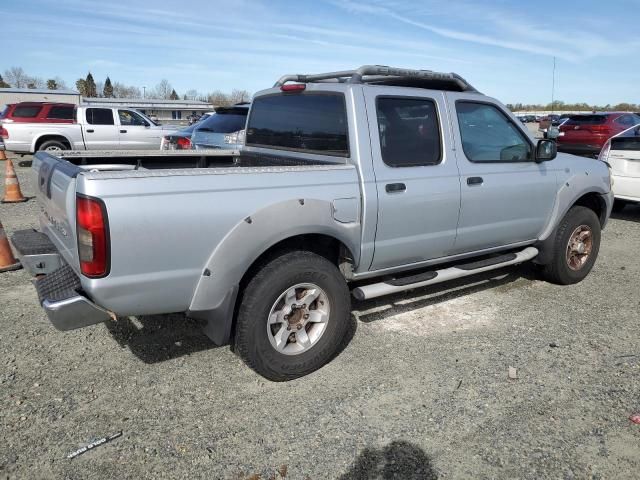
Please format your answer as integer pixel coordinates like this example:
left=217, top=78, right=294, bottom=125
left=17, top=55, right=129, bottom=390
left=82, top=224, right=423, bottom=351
left=2, top=0, right=639, bottom=104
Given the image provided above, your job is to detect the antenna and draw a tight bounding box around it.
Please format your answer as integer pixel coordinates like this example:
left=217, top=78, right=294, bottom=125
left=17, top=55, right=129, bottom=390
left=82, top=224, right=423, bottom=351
left=551, top=56, right=556, bottom=114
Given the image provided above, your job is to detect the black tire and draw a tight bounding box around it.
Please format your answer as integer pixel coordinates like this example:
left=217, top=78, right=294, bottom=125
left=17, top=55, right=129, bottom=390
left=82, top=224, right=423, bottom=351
left=611, top=200, right=627, bottom=213
left=541, top=206, right=601, bottom=285
left=38, top=140, right=68, bottom=152
left=234, top=251, right=351, bottom=381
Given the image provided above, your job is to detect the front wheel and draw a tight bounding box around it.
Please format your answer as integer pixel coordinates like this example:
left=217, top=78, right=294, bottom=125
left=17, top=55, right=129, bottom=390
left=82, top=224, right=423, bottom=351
left=234, top=251, right=351, bottom=381
left=541, top=206, right=601, bottom=285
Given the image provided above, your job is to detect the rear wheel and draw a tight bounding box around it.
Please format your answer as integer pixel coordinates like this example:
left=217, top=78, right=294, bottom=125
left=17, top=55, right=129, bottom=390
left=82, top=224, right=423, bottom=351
left=234, top=251, right=351, bottom=381
left=38, top=140, right=67, bottom=152
left=541, top=206, right=601, bottom=285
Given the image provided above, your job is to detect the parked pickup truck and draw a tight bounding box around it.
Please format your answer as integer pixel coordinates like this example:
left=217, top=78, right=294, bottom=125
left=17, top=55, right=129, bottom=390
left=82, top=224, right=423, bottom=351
left=1, top=105, right=177, bottom=153
left=11, top=65, right=613, bottom=381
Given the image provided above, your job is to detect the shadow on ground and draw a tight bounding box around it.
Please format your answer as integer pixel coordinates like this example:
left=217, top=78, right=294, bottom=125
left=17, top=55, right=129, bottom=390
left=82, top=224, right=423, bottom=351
left=105, top=313, right=218, bottom=363
left=339, top=440, right=438, bottom=479
left=104, top=264, right=535, bottom=364
left=353, top=264, right=536, bottom=324
left=610, top=203, right=640, bottom=222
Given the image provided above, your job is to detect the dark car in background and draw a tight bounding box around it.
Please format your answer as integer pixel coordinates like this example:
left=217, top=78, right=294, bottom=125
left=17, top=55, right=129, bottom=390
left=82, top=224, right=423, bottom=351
left=0, top=102, right=76, bottom=124
left=557, top=112, right=640, bottom=156
left=191, top=103, right=250, bottom=150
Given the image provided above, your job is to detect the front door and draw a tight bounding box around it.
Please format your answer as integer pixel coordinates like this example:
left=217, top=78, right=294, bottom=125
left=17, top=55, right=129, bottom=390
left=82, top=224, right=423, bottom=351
left=448, top=95, right=558, bottom=254
left=117, top=109, right=164, bottom=149
left=83, top=108, right=120, bottom=150
left=365, top=88, right=461, bottom=271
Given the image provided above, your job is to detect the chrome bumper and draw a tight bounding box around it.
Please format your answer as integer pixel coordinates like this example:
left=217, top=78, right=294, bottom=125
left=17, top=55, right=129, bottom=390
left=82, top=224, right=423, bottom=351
left=42, top=294, right=113, bottom=331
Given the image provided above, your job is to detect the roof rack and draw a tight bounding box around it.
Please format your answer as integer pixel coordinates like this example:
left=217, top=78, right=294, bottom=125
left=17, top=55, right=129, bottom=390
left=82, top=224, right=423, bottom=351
left=273, top=65, right=478, bottom=93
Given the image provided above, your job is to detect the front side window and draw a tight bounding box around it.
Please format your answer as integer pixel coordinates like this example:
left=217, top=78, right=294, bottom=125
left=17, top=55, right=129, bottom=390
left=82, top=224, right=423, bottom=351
left=456, top=102, right=532, bottom=162
left=246, top=93, right=349, bottom=156
left=13, top=105, right=41, bottom=118
left=86, top=108, right=114, bottom=125
left=376, top=97, right=441, bottom=167
left=118, top=110, right=147, bottom=126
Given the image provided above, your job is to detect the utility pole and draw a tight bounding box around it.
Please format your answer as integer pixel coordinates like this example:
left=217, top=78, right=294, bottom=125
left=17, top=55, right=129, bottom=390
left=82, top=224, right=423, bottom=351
left=142, top=86, right=146, bottom=99
left=551, top=56, right=556, bottom=114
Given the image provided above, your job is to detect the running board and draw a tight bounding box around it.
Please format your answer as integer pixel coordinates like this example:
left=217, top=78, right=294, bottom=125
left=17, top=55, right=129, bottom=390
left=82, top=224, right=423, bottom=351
left=352, top=247, right=538, bottom=301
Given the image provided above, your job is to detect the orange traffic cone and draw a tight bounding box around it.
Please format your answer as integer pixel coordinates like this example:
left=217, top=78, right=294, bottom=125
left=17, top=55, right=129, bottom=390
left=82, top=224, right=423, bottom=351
left=1, top=158, right=27, bottom=203
left=0, top=219, right=21, bottom=272
left=0, top=149, right=7, bottom=161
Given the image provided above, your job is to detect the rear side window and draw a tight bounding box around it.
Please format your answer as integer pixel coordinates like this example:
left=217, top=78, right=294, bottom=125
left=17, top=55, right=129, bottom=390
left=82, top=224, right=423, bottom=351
left=566, top=115, right=607, bottom=125
left=456, top=101, right=532, bottom=163
left=246, top=93, right=349, bottom=156
left=615, top=114, right=640, bottom=127
left=47, top=105, right=75, bottom=120
left=86, top=108, right=114, bottom=125
left=13, top=105, right=42, bottom=118
left=376, top=97, right=442, bottom=167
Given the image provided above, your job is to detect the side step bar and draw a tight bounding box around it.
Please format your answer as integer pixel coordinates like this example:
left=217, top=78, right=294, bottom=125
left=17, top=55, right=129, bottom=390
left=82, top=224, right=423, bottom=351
left=352, top=247, right=538, bottom=301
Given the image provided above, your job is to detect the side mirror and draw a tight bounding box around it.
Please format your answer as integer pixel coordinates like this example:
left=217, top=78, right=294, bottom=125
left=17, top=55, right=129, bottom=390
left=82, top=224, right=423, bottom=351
left=546, top=126, right=560, bottom=139
left=535, top=139, right=557, bottom=162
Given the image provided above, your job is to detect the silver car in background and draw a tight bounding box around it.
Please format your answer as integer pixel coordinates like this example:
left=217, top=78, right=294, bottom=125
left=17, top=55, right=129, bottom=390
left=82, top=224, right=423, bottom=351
left=191, top=103, right=250, bottom=150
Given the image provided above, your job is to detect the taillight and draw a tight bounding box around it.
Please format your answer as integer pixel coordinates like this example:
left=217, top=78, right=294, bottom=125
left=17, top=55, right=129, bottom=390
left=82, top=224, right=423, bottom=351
left=176, top=137, right=192, bottom=149
left=280, top=83, right=306, bottom=92
left=76, top=195, right=109, bottom=277
left=589, top=125, right=612, bottom=135
left=0, top=126, right=8, bottom=139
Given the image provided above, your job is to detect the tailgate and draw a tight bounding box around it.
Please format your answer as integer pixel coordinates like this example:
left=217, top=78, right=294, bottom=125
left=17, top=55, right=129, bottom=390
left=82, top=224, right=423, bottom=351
left=32, top=152, right=83, bottom=269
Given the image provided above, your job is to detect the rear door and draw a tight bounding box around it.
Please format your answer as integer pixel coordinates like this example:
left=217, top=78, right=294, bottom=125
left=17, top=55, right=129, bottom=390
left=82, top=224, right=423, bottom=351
left=447, top=95, right=558, bottom=253
left=83, top=108, right=120, bottom=150
left=117, top=109, right=164, bottom=149
left=364, top=87, right=461, bottom=270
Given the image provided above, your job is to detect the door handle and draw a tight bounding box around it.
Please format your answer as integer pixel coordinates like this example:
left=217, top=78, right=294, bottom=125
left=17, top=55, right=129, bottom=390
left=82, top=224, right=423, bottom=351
left=120, top=130, right=127, bottom=133
left=385, top=183, right=406, bottom=193
left=467, top=176, right=483, bottom=186
left=86, top=129, right=94, bottom=133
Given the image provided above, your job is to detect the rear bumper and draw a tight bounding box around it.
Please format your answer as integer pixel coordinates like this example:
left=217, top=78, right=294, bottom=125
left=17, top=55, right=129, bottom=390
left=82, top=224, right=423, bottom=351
left=11, top=229, right=113, bottom=331
left=612, top=174, right=640, bottom=203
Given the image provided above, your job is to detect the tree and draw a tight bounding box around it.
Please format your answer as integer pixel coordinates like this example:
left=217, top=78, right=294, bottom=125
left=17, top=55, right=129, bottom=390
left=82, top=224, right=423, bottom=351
left=4, top=67, right=29, bottom=88
left=230, top=89, right=251, bottom=104
left=85, top=72, right=97, bottom=97
left=208, top=90, right=231, bottom=107
left=185, top=89, right=199, bottom=100
left=112, top=82, right=141, bottom=98
left=47, top=79, right=58, bottom=90
left=0, top=75, right=9, bottom=88
left=169, top=89, right=179, bottom=100
left=103, top=76, right=114, bottom=98
left=53, top=76, right=68, bottom=90
left=26, top=78, right=44, bottom=89
left=150, top=79, right=173, bottom=99
left=76, top=79, right=88, bottom=96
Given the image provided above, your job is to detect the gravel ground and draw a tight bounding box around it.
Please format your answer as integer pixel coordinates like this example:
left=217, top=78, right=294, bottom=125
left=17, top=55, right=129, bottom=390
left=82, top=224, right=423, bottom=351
left=1, top=155, right=639, bottom=480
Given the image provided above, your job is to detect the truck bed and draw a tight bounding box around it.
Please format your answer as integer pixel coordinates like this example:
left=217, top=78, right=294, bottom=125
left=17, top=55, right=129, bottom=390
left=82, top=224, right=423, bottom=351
left=49, top=149, right=342, bottom=171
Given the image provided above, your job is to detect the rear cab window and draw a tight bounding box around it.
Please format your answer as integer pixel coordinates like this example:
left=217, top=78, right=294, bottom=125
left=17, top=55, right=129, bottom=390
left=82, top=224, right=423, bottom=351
left=246, top=93, right=349, bottom=157
left=12, top=105, right=42, bottom=118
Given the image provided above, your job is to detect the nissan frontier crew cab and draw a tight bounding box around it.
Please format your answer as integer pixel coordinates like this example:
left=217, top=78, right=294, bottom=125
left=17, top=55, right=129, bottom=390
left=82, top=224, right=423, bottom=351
left=12, top=66, right=613, bottom=381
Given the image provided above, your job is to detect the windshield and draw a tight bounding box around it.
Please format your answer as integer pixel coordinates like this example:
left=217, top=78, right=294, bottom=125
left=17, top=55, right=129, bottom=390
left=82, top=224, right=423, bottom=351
left=196, top=110, right=248, bottom=134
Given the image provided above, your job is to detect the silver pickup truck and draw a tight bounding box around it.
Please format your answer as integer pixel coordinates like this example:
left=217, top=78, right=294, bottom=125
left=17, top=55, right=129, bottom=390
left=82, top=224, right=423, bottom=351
left=12, top=66, right=613, bottom=381
left=1, top=106, right=176, bottom=153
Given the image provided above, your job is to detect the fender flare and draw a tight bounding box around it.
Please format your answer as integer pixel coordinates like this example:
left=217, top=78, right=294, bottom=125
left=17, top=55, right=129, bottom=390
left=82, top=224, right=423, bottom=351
left=187, top=198, right=361, bottom=344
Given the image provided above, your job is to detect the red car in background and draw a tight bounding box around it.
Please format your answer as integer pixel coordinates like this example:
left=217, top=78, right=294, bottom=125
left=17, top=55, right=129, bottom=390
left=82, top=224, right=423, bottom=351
left=557, top=112, right=640, bottom=157
left=0, top=102, right=76, bottom=124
